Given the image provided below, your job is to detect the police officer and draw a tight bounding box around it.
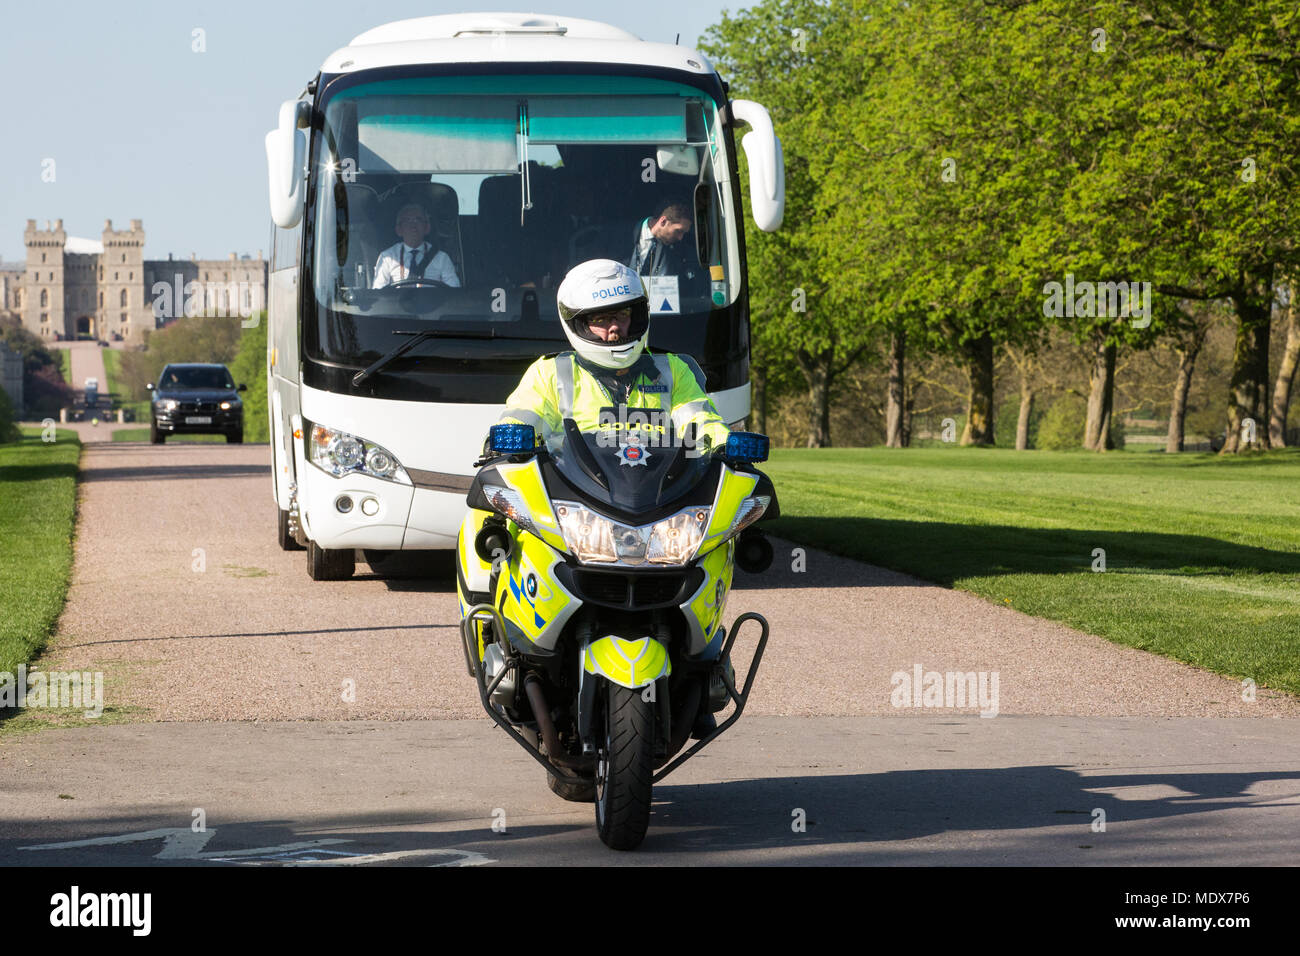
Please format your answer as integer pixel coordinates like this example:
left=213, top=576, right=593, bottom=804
left=496, top=259, right=730, bottom=455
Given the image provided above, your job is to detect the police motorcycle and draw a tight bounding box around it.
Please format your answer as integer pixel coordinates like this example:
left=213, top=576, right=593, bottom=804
left=456, top=417, right=778, bottom=850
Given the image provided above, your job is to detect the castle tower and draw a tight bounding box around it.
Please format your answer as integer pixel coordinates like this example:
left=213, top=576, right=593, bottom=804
left=23, top=219, right=68, bottom=340
left=101, top=218, right=146, bottom=343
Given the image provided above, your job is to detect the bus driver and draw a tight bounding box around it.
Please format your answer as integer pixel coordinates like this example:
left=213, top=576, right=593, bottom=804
left=372, top=203, right=461, bottom=289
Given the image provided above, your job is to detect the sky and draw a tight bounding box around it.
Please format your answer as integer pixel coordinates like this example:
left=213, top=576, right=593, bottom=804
left=0, top=0, right=738, bottom=263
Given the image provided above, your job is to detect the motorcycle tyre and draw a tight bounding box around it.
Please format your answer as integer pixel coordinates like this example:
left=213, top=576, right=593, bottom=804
left=594, top=683, right=654, bottom=850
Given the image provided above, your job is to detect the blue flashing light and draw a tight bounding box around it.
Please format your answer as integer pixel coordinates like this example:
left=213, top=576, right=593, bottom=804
left=489, top=424, right=537, bottom=455
left=725, top=431, right=769, bottom=463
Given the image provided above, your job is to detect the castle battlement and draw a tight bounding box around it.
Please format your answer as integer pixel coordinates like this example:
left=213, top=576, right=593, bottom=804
left=2, top=217, right=266, bottom=346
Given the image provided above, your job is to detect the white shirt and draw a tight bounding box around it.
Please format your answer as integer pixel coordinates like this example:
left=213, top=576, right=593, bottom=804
left=372, top=241, right=460, bottom=289
left=636, top=220, right=655, bottom=269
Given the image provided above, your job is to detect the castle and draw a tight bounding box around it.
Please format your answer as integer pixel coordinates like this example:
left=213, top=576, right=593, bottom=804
left=0, top=219, right=267, bottom=347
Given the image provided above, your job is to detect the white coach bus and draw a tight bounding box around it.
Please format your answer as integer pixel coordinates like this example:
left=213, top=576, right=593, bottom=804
left=265, top=12, right=784, bottom=579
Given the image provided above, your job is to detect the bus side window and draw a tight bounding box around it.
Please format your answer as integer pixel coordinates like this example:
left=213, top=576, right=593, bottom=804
left=272, top=218, right=302, bottom=273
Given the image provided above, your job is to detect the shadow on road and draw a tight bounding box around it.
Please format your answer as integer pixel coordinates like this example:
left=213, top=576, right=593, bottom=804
left=3, top=763, right=1298, bottom=864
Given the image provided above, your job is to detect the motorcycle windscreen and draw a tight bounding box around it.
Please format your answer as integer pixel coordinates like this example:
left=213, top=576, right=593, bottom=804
left=551, top=419, right=714, bottom=514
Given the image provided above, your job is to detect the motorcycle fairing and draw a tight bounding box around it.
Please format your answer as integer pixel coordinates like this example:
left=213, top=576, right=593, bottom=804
left=494, top=530, right=580, bottom=653
left=492, top=459, right=568, bottom=553
left=681, top=537, right=735, bottom=657
left=698, top=469, right=760, bottom=558
left=583, top=636, right=672, bottom=689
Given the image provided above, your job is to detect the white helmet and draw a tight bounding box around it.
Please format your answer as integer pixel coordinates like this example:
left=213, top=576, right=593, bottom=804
left=556, top=259, right=651, bottom=370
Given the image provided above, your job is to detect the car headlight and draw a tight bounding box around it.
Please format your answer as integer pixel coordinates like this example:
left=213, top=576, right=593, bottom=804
left=482, top=483, right=539, bottom=536
left=647, top=507, right=710, bottom=565
left=220, top=400, right=241, bottom=410
left=308, top=423, right=410, bottom=484
left=157, top=399, right=178, bottom=412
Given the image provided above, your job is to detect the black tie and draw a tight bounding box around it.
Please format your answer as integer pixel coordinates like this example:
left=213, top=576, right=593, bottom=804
left=407, top=249, right=416, bottom=279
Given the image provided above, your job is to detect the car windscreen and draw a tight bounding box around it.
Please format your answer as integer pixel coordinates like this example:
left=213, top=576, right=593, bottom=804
left=163, top=368, right=235, bottom=390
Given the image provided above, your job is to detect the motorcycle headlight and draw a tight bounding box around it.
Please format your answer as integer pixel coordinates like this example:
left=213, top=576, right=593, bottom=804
left=647, top=507, right=710, bottom=566
left=482, top=484, right=539, bottom=536
left=554, top=501, right=645, bottom=564
left=308, top=423, right=410, bottom=484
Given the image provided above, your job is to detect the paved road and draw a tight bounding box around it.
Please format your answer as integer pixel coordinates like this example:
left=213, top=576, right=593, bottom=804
left=1, top=442, right=1297, bottom=864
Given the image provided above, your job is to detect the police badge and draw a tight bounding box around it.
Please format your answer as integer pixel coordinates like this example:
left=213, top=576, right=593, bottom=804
left=616, top=433, right=651, bottom=467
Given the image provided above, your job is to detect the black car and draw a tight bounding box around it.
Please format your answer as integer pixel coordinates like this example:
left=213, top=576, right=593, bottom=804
left=147, top=363, right=246, bottom=444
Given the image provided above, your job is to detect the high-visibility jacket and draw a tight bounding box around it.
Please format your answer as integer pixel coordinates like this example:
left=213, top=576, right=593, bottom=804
left=498, top=351, right=731, bottom=455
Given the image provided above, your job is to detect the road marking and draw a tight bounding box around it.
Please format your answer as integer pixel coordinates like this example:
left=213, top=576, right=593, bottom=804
left=19, top=827, right=494, bottom=866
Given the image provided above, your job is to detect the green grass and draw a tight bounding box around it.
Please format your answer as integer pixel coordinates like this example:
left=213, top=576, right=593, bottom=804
left=51, top=347, right=72, bottom=385
left=0, top=427, right=81, bottom=679
left=100, top=347, right=121, bottom=399
left=763, top=446, right=1300, bottom=695
left=111, top=428, right=227, bottom=443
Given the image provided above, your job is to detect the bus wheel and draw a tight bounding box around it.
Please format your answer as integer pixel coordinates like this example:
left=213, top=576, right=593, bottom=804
left=307, top=541, right=354, bottom=580
left=278, top=508, right=304, bottom=551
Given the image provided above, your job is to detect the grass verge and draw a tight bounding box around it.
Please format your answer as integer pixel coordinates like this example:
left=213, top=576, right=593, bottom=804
left=0, top=427, right=81, bottom=678
left=763, top=446, right=1300, bottom=695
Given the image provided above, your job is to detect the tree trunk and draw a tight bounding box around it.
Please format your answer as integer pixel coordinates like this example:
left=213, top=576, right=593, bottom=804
left=901, top=378, right=914, bottom=447
left=1268, top=294, right=1299, bottom=448
left=1083, top=336, right=1117, bottom=451
left=958, top=333, right=995, bottom=446
left=1165, top=325, right=1206, bottom=453
left=1223, top=267, right=1274, bottom=453
left=885, top=328, right=906, bottom=447
left=1015, top=388, right=1034, bottom=450
left=796, top=347, right=833, bottom=447
left=750, top=364, right=767, bottom=436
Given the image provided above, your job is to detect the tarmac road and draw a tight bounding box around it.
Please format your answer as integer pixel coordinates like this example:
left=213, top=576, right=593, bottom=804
left=1, top=442, right=1297, bottom=865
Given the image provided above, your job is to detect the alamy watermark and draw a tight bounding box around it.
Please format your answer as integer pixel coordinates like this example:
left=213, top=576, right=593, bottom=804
left=1042, top=273, right=1151, bottom=328
left=594, top=405, right=705, bottom=458
left=151, top=274, right=263, bottom=325
left=0, top=665, right=103, bottom=718
left=890, top=663, right=999, bottom=717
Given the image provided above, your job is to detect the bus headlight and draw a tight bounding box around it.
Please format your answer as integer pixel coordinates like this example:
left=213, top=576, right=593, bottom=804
left=308, top=422, right=411, bottom=484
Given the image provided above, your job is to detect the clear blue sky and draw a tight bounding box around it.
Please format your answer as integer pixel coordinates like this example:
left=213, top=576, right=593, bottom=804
left=0, top=1, right=738, bottom=262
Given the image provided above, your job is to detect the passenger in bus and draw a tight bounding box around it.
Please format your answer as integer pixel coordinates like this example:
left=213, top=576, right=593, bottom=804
left=372, top=203, right=461, bottom=288
left=627, top=200, right=697, bottom=281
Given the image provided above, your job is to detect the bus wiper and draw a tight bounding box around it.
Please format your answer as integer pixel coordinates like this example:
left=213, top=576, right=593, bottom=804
left=352, top=329, right=490, bottom=387
left=351, top=329, right=552, bottom=387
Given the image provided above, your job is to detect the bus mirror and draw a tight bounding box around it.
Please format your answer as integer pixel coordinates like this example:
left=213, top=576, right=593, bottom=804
left=728, top=99, right=785, bottom=233
left=266, top=99, right=308, bottom=229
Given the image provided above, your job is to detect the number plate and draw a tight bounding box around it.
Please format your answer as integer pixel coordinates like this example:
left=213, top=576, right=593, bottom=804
left=185, top=416, right=212, bottom=424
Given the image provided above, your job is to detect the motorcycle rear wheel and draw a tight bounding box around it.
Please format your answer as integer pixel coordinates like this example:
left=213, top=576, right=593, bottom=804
left=594, top=683, right=654, bottom=850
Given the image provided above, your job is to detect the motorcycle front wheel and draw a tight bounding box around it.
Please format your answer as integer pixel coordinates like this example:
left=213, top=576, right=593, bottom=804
left=594, top=683, right=654, bottom=850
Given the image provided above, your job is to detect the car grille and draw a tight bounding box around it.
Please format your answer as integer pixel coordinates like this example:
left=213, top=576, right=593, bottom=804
left=178, top=401, right=220, bottom=413
left=567, top=568, right=704, bottom=611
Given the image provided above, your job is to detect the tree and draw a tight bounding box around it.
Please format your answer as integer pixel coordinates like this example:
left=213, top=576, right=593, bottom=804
left=700, top=0, right=853, bottom=445
left=1269, top=278, right=1299, bottom=446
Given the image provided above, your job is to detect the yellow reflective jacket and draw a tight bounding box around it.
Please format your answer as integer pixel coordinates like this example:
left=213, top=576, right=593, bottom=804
left=499, top=351, right=731, bottom=455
